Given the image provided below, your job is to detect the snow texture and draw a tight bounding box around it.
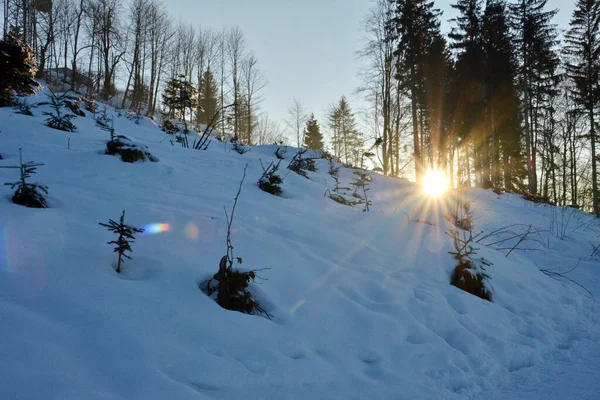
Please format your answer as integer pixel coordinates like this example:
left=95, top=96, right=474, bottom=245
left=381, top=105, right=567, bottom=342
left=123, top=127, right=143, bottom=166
left=1, top=88, right=599, bottom=399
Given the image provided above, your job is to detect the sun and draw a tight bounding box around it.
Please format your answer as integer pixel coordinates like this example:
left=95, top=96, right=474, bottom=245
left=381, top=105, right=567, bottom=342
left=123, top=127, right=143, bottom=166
left=423, top=169, right=448, bottom=198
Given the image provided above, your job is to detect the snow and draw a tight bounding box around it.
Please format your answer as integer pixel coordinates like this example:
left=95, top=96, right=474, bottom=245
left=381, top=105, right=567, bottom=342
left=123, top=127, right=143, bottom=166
left=1, top=88, right=599, bottom=399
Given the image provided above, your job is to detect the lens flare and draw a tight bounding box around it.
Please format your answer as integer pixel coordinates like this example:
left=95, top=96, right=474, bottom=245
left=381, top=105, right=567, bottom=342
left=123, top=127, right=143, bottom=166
left=423, top=170, right=448, bottom=198
left=144, top=223, right=170, bottom=235
left=185, top=222, right=199, bottom=240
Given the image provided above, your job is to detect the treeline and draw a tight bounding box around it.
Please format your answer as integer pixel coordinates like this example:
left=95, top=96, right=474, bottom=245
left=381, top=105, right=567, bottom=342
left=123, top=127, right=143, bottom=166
left=0, top=0, right=286, bottom=144
left=358, top=0, right=600, bottom=214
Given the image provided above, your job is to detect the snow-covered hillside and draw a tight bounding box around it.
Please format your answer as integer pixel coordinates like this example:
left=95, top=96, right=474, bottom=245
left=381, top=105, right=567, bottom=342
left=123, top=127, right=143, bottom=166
left=1, top=90, right=599, bottom=399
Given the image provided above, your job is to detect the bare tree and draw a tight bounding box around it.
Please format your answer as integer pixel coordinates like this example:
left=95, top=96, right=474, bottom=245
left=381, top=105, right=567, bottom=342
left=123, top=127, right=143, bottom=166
left=89, top=0, right=125, bottom=100
left=286, top=98, right=308, bottom=148
left=240, top=53, right=267, bottom=144
left=227, top=27, right=246, bottom=141
left=357, top=0, right=397, bottom=176
left=255, top=113, right=287, bottom=145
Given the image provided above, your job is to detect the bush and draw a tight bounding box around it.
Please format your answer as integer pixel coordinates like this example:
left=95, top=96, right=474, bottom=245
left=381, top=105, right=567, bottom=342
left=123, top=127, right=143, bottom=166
left=105, top=134, right=157, bottom=163
left=99, top=210, right=144, bottom=273
left=43, top=90, right=76, bottom=132
left=447, top=226, right=492, bottom=301
left=2, top=148, right=48, bottom=208
left=258, top=160, right=283, bottom=196
left=0, top=29, right=40, bottom=107
left=201, top=166, right=271, bottom=318
left=161, top=119, right=180, bottom=134
left=450, top=262, right=492, bottom=301
left=288, top=149, right=317, bottom=178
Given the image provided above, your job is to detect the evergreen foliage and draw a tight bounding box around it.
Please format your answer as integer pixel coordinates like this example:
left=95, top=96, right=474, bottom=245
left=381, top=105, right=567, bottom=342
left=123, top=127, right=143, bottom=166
left=328, top=97, right=362, bottom=166
left=196, top=68, right=220, bottom=127
left=303, top=114, right=324, bottom=151
left=99, top=210, right=144, bottom=274
left=564, top=0, right=600, bottom=215
left=162, top=75, right=198, bottom=131
left=201, top=166, right=271, bottom=318
left=2, top=148, right=48, bottom=208
left=0, top=28, right=40, bottom=107
left=258, top=160, right=283, bottom=196
left=43, top=91, right=77, bottom=132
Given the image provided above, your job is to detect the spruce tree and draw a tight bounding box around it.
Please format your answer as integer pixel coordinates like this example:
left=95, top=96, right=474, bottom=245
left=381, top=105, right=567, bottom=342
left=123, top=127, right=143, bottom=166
left=389, top=0, right=442, bottom=182
left=0, top=28, right=40, bottom=107
left=197, top=68, right=221, bottom=128
left=564, top=0, right=600, bottom=215
left=449, top=0, right=488, bottom=186
left=509, top=0, right=560, bottom=195
left=483, top=0, right=524, bottom=189
left=328, top=97, right=362, bottom=165
left=162, top=75, right=198, bottom=131
left=303, top=114, right=324, bottom=151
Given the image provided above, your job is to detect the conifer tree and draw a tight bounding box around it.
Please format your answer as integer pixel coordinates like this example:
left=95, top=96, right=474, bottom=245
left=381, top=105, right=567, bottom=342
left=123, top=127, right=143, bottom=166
left=482, top=0, right=524, bottom=189
left=509, top=0, right=560, bottom=195
left=162, top=75, right=198, bottom=131
left=449, top=0, right=488, bottom=186
left=565, top=0, right=600, bottom=215
left=197, top=68, right=221, bottom=127
left=0, top=28, right=39, bottom=107
left=328, top=97, right=362, bottom=165
left=303, top=114, right=324, bottom=151
left=389, top=0, right=442, bottom=182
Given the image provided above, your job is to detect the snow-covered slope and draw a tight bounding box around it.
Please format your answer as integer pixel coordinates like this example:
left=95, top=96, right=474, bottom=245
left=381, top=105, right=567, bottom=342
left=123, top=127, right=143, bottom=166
left=1, top=90, right=599, bottom=399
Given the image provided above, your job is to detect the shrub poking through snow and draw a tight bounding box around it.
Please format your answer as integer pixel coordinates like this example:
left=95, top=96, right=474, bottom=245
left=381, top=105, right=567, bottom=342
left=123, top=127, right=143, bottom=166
left=288, top=149, right=317, bottom=178
left=161, top=118, right=180, bottom=134
left=350, top=171, right=372, bottom=211
left=95, top=107, right=112, bottom=129
left=14, top=98, right=33, bottom=116
left=99, top=210, right=144, bottom=273
left=325, top=159, right=357, bottom=206
left=43, top=90, right=76, bottom=132
left=275, top=146, right=287, bottom=160
left=258, top=160, right=283, bottom=196
left=105, top=133, right=157, bottom=163
left=1, top=148, right=48, bottom=208
left=202, top=165, right=272, bottom=319
left=231, top=139, right=250, bottom=155
left=446, top=194, right=474, bottom=231
left=447, top=228, right=493, bottom=301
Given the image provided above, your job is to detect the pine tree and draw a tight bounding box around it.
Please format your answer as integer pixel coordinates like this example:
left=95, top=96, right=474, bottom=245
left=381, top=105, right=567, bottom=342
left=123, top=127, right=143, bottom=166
left=449, top=0, right=488, bottom=187
left=565, top=0, right=600, bottom=215
left=197, top=68, right=221, bottom=128
left=0, top=28, right=40, bottom=107
left=162, top=75, right=198, bottom=131
left=303, top=114, right=324, bottom=151
left=509, top=0, right=560, bottom=195
left=328, top=97, right=362, bottom=165
left=483, top=0, right=524, bottom=189
left=389, top=0, right=442, bottom=182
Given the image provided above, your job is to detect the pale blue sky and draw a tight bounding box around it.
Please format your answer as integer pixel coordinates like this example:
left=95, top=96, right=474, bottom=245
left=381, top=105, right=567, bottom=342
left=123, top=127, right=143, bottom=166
left=171, top=0, right=575, bottom=138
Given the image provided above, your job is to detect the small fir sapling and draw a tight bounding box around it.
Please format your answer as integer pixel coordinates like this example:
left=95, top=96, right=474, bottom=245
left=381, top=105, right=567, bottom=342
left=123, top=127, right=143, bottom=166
left=275, top=146, right=287, bottom=160
left=258, top=159, right=283, bottom=196
left=104, top=124, right=157, bottom=163
left=287, top=149, right=317, bottom=178
left=14, top=97, right=33, bottom=116
left=1, top=148, right=48, bottom=208
left=43, top=90, right=76, bottom=132
left=324, top=159, right=354, bottom=206
left=350, top=171, right=372, bottom=211
left=99, top=210, right=144, bottom=273
left=96, top=107, right=112, bottom=129
left=231, top=139, right=250, bottom=155
left=201, top=165, right=271, bottom=318
left=447, top=224, right=493, bottom=302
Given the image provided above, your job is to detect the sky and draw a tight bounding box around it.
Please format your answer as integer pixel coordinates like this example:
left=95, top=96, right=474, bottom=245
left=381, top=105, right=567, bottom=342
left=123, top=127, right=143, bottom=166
left=171, top=0, right=575, bottom=141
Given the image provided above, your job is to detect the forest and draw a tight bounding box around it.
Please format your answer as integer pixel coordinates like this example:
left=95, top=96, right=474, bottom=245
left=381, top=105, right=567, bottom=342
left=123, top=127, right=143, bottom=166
left=1, top=0, right=599, bottom=214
